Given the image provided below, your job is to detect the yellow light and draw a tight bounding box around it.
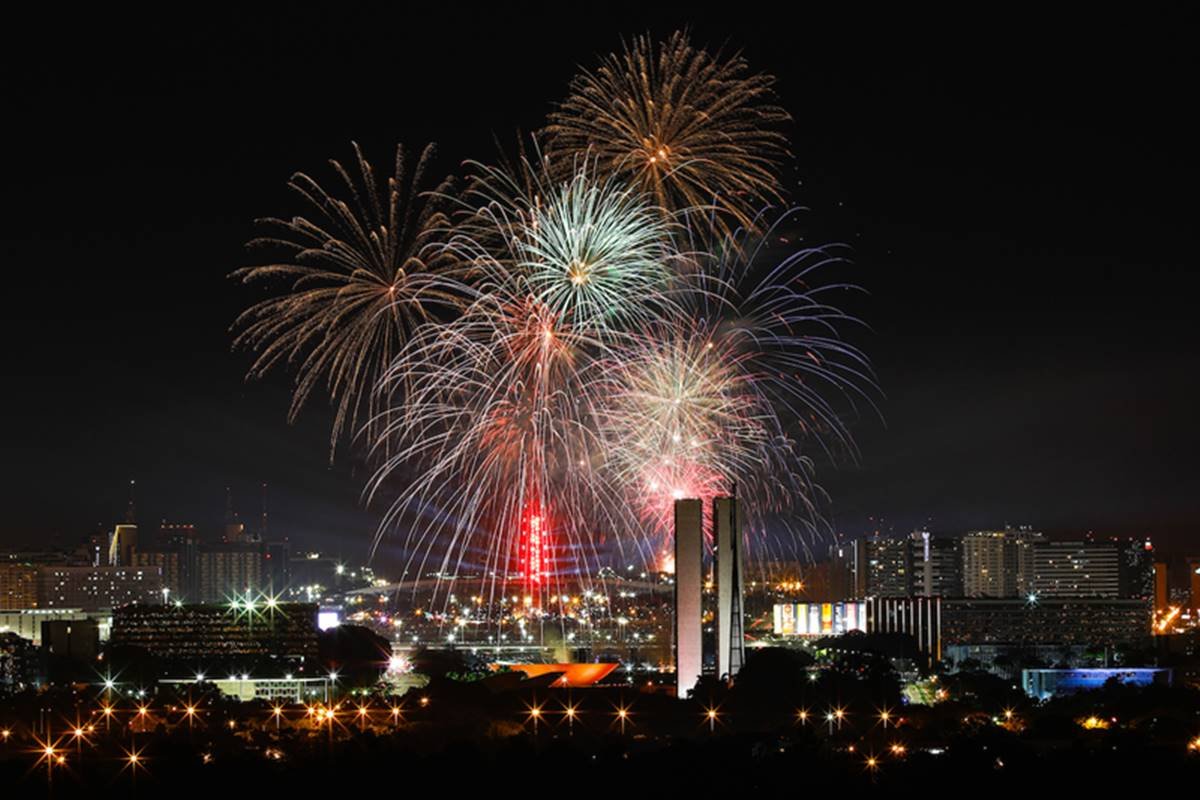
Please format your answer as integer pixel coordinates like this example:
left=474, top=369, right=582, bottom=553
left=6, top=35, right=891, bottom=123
left=707, top=709, right=718, bottom=719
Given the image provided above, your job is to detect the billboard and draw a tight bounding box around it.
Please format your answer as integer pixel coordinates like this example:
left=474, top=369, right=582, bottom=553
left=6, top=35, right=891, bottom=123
left=773, top=602, right=866, bottom=636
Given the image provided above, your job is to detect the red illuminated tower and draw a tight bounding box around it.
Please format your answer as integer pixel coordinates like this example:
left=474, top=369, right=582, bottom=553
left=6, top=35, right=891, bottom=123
left=520, top=503, right=551, bottom=608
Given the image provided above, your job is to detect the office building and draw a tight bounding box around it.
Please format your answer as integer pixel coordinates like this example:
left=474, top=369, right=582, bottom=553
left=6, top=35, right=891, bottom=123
left=862, top=537, right=911, bottom=597
left=109, top=602, right=320, bottom=663
left=941, top=597, right=1151, bottom=648
left=1117, top=538, right=1155, bottom=599
left=0, top=562, right=38, bottom=610
left=673, top=498, right=703, bottom=699
left=1031, top=540, right=1121, bottom=598
left=962, top=527, right=1042, bottom=597
left=196, top=542, right=266, bottom=603
left=713, top=495, right=745, bottom=679
left=907, top=531, right=964, bottom=597
left=108, top=523, right=139, bottom=567
left=36, top=565, right=163, bottom=612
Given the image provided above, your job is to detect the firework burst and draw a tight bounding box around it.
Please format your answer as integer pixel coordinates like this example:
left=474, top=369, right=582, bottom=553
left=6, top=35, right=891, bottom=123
left=231, top=142, right=461, bottom=457
left=450, top=146, right=682, bottom=337
left=545, top=31, right=791, bottom=241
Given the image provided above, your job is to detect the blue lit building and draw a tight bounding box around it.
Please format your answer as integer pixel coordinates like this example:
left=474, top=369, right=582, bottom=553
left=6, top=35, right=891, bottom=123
left=1021, top=667, right=1171, bottom=700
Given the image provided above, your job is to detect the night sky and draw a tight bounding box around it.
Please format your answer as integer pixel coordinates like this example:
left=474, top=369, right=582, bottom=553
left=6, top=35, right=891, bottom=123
left=3, top=8, right=1196, bottom=564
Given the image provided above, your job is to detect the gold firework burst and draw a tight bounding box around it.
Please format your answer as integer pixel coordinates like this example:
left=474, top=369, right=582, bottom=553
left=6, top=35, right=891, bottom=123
left=231, top=142, right=462, bottom=458
left=545, top=31, right=791, bottom=240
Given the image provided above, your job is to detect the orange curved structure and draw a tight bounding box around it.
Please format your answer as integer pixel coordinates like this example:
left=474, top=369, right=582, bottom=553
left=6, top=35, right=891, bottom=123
left=496, top=663, right=619, bottom=687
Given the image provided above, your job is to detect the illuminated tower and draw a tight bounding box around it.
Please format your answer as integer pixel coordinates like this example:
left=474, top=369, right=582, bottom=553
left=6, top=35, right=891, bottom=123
left=520, top=502, right=550, bottom=609
left=714, top=495, right=745, bottom=679
left=673, top=498, right=703, bottom=699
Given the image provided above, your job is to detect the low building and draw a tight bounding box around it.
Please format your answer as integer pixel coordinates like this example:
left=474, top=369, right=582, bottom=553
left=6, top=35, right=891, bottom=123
left=42, top=618, right=101, bottom=662
left=942, top=597, right=1151, bottom=648
left=1021, top=667, right=1171, bottom=700
left=0, top=608, right=89, bottom=646
left=160, top=674, right=330, bottom=702
left=108, top=602, right=320, bottom=664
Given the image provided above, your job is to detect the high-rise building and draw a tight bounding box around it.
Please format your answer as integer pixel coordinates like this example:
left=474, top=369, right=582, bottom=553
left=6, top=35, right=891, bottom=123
left=0, top=562, right=38, bottom=609
left=265, top=540, right=292, bottom=593
left=713, top=496, right=745, bottom=679
left=1154, top=562, right=1169, bottom=615
left=913, top=532, right=964, bottom=596
left=132, top=521, right=202, bottom=601
left=1031, top=540, right=1121, bottom=598
left=963, top=531, right=1012, bottom=597
left=962, top=528, right=1043, bottom=597
left=863, top=537, right=911, bottom=597
left=195, top=542, right=266, bottom=603
left=1116, top=538, right=1155, bottom=599
left=132, top=548, right=187, bottom=601
left=673, top=498, right=703, bottom=699
left=36, top=566, right=162, bottom=612
left=108, top=523, right=138, bottom=567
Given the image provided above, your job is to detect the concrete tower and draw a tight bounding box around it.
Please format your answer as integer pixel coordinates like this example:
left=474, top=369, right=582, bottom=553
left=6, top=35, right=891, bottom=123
left=673, top=498, right=703, bottom=699
left=714, top=495, right=745, bottom=679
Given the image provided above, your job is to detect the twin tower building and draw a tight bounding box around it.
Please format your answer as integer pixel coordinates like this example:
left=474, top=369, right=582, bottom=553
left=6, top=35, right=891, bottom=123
left=673, top=495, right=745, bottom=699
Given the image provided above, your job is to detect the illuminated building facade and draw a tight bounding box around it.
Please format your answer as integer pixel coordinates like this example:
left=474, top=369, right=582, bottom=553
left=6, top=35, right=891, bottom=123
left=108, top=523, right=138, bottom=567
left=36, top=565, right=162, bottom=612
left=109, top=602, right=320, bottom=663
left=195, top=542, right=266, bottom=603
left=866, top=596, right=942, bottom=661
left=0, top=562, right=38, bottom=610
left=1031, top=540, right=1121, bottom=597
left=962, top=528, right=1042, bottom=597
left=673, top=498, right=703, bottom=699
left=1022, top=667, right=1171, bottom=700
left=941, top=597, right=1151, bottom=647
